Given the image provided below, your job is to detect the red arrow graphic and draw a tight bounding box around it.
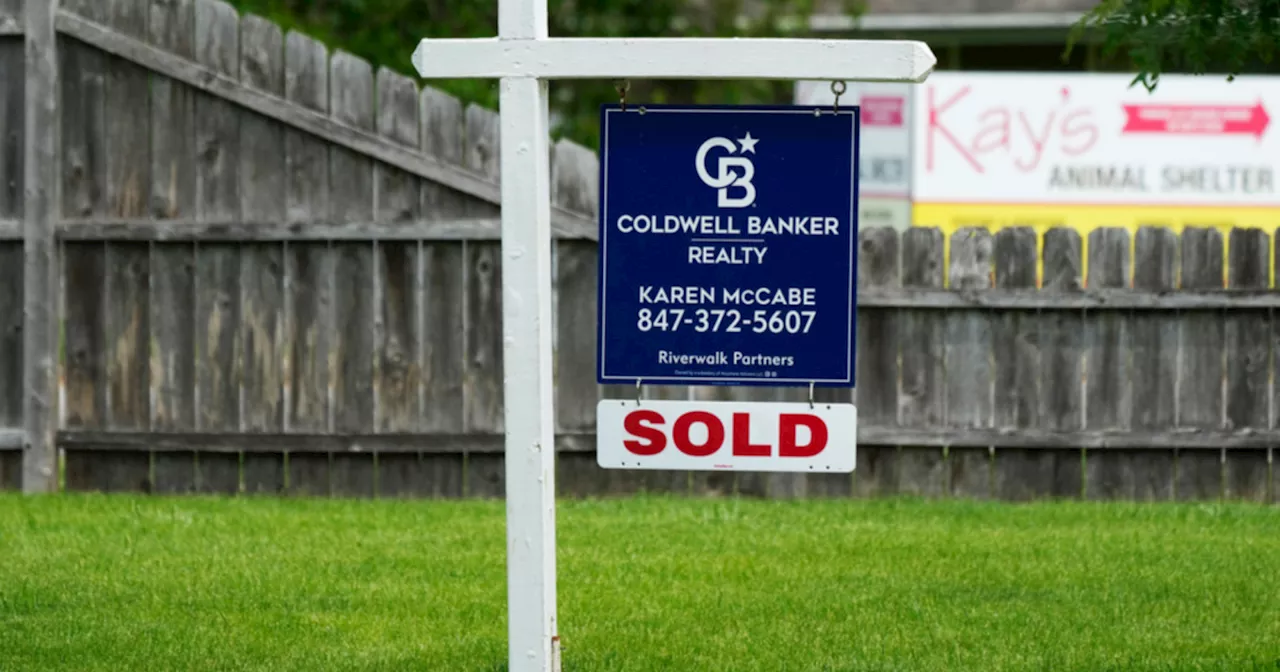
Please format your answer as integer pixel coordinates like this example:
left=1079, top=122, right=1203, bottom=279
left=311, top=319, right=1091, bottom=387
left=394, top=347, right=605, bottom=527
left=1122, top=101, right=1270, bottom=139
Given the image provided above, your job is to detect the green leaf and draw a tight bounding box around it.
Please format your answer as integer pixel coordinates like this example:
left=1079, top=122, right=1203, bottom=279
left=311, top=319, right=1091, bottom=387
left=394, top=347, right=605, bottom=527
left=1065, top=0, right=1280, bottom=91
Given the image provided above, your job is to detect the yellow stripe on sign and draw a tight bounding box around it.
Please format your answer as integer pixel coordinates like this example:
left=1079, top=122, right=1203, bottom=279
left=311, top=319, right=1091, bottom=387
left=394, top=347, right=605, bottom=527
left=912, top=203, right=1280, bottom=288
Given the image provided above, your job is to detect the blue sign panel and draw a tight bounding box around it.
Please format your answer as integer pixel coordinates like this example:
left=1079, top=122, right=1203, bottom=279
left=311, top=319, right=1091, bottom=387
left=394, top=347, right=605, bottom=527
left=596, top=104, right=860, bottom=387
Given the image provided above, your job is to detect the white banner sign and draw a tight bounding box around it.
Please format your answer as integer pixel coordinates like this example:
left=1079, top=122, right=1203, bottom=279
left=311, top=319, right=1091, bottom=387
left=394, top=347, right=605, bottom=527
left=912, top=71, right=1279, bottom=206
left=796, top=80, right=913, bottom=229
left=597, top=399, right=856, bottom=473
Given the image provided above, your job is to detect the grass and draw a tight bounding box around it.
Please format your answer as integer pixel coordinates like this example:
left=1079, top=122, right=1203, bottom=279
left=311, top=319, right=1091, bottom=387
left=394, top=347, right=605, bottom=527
left=0, top=495, right=1278, bottom=671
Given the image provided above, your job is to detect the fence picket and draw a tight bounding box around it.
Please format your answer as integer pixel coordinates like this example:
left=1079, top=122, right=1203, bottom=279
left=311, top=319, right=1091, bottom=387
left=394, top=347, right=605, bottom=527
left=235, top=14, right=288, bottom=494
left=147, top=0, right=197, bottom=435
left=0, top=243, right=20, bottom=429
left=418, top=88, right=468, bottom=479
left=552, top=140, right=609, bottom=498
left=840, top=227, right=898, bottom=498
left=326, top=51, right=378, bottom=496
left=374, top=68, right=424, bottom=438
left=145, top=0, right=202, bottom=490
left=195, top=244, right=241, bottom=493
left=420, top=87, right=480, bottom=219
left=62, top=243, right=107, bottom=433
left=891, top=227, right=946, bottom=498
left=0, top=38, right=22, bottom=219
left=1123, top=227, right=1179, bottom=500
left=281, top=31, right=334, bottom=494
left=1224, top=228, right=1271, bottom=502
left=1040, top=229, right=1084, bottom=497
left=992, top=227, right=1051, bottom=501
left=105, top=245, right=150, bottom=433
left=1084, top=227, right=1136, bottom=499
left=1176, top=228, right=1226, bottom=500
left=0, top=0, right=21, bottom=450
left=464, top=242, right=506, bottom=498
left=945, top=228, right=994, bottom=498
left=63, top=242, right=136, bottom=492
left=459, top=102, right=506, bottom=498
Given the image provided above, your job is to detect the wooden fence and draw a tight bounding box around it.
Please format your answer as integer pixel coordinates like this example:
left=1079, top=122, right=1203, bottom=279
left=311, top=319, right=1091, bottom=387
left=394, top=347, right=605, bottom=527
left=0, top=0, right=1276, bottom=503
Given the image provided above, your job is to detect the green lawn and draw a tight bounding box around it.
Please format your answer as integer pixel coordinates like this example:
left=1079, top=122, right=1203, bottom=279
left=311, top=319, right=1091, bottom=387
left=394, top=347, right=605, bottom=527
left=1, top=495, right=1278, bottom=671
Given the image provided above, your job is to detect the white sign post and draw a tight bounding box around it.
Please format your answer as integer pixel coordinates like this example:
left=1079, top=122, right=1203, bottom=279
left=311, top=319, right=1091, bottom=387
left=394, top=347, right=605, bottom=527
left=412, top=4, right=935, bottom=670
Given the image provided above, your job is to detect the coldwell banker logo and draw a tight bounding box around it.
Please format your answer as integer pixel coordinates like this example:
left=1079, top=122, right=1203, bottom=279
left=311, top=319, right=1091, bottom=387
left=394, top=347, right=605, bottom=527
left=695, top=132, right=759, bottom=208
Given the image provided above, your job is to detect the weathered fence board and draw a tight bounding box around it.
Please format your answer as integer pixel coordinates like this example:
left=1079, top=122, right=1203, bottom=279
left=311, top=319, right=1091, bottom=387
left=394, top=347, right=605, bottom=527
left=194, top=0, right=239, bottom=221
left=0, top=242, right=21, bottom=429
left=62, top=243, right=120, bottom=493
left=1176, top=228, right=1227, bottom=501
left=145, top=0, right=200, bottom=495
left=946, top=228, right=993, bottom=499
left=326, top=51, right=379, bottom=497
left=60, top=38, right=106, bottom=219
left=1084, top=228, right=1138, bottom=500
left=848, top=227, right=902, bottom=498
left=372, top=68, right=429, bottom=495
left=453, top=102, right=504, bottom=500
left=1224, top=229, right=1271, bottom=502
left=105, top=7, right=149, bottom=218
left=374, top=68, right=423, bottom=435
left=422, top=243, right=466, bottom=432
left=106, top=244, right=150, bottom=432
left=236, top=13, right=289, bottom=494
left=892, top=227, right=946, bottom=499
left=286, top=254, right=331, bottom=440
left=992, top=227, right=1048, bottom=501
left=285, top=242, right=334, bottom=495
left=0, top=0, right=20, bottom=32
left=1124, top=227, right=1179, bottom=501
left=551, top=139, right=618, bottom=497
left=195, top=244, right=241, bottom=493
left=66, top=446, right=150, bottom=493
left=1038, top=229, right=1085, bottom=497
left=0, top=449, right=18, bottom=490
left=0, top=37, right=23, bottom=220
left=284, top=31, right=329, bottom=222
left=63, top=243, right=106, bottom=429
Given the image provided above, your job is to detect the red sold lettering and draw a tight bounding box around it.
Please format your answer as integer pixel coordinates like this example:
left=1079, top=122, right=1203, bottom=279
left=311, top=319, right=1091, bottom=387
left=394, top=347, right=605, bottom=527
left=673, top=411, right=724, bottom=457
left=779, top=413, right=828, bottom=458
left=732, top=413, right=770, bottom=457
left=623, top=409, right=666, bottom=455
left=620, top=410, right=830, bottom=459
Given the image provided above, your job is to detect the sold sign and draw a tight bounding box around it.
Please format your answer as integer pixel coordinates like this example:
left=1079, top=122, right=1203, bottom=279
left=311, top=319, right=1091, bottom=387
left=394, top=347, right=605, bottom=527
left=596, top=400, right=856, bottom=473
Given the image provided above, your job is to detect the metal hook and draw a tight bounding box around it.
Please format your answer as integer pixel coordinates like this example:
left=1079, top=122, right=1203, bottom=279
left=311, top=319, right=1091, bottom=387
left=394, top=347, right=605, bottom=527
left=635, top=379, right=643, bottom=406
left=616, top=79, right=631, bottom=112
left=830, top=80, right=847, bottom=114
left=808, top=382, right=815, bottom=409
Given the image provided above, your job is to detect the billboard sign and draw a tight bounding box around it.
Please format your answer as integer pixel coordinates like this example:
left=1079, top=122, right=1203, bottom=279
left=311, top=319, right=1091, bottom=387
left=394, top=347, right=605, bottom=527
left=912, top=72, right=1277, bottom=207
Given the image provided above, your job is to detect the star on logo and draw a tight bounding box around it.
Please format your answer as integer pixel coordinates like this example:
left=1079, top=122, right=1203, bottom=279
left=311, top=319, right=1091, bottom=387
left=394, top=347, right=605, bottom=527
left=737, top=132, right=759, bottom=154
